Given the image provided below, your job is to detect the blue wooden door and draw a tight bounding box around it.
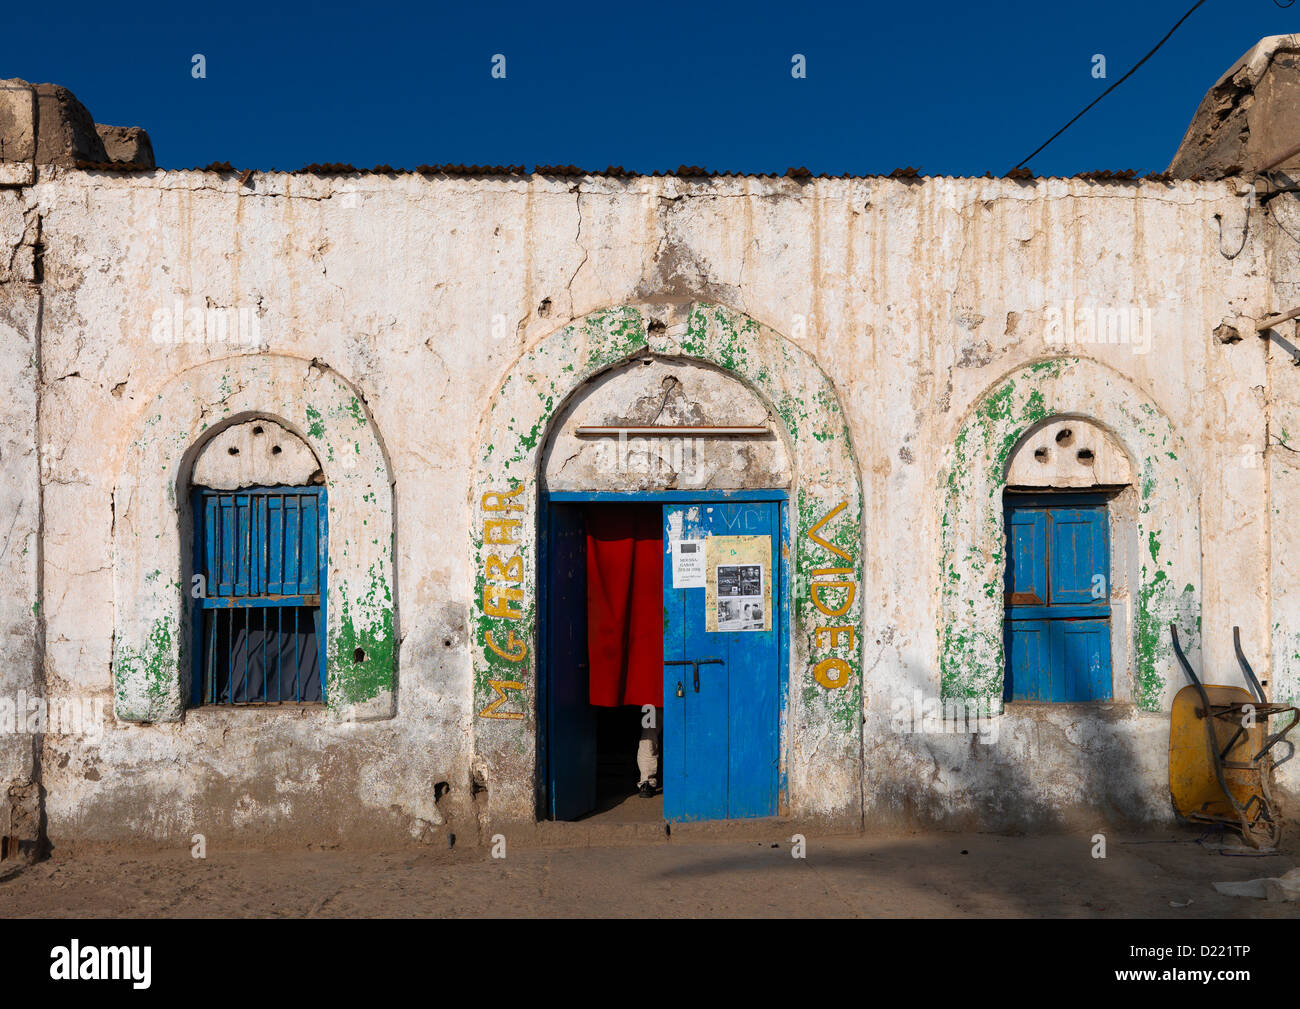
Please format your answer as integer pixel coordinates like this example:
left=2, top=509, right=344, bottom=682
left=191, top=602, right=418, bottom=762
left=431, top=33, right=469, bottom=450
left=545, top=504, right=597, bottom=820
left=662, top=501, right=780, bottom=821
left=1004, top=499, right=1112, bottom=701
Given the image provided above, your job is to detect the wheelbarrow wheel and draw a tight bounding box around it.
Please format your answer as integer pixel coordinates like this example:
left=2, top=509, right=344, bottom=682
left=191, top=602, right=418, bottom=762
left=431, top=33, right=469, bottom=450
left=1241, top=808, right=1281, bottom=849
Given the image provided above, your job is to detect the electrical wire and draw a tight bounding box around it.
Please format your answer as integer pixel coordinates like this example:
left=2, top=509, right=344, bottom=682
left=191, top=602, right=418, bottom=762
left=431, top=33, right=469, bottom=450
left=1215, top=209, right=1251, bottom=259
left=1263, top=171, right=1300, bottom=248
left=1268, top=202, right=1300, bottom=248
left=1271, top=212, right=1300, bottom=247
left=1012, top=0, right=1211, bottom=171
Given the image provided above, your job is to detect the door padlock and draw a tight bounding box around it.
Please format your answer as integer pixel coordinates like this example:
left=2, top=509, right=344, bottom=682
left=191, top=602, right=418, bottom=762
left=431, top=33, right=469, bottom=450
left=675, top=681, right=684, bottom=698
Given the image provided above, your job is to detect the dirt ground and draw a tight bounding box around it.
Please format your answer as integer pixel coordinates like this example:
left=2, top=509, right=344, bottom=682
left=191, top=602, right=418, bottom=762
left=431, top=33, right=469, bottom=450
left=5, top=824, right=1300, bottom=917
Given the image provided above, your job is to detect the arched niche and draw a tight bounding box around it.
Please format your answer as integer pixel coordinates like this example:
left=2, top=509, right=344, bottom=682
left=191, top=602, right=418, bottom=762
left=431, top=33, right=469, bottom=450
left=938, top=358, right=1201, bottom=713
left=1003, top=413, right=1142, bottom=703
left=192, top=419, right=323, bottom=489
left=112, top=355, right=395, bottom=723
left=470, top=302, right=863, bottom=825
left=542, top=357, right=792, bottom=493
left=1006, top=417, right=1133, bottom=489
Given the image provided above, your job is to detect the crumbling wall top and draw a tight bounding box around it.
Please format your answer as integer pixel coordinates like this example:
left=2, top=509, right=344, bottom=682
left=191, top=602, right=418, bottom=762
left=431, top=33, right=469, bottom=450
left=1168, top=34, right=1300, bottom=179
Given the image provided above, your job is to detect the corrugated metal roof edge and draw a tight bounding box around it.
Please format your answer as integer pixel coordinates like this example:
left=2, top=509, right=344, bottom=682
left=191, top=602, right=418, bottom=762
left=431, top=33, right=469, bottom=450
left=69, top=162, right=1191, bottom=183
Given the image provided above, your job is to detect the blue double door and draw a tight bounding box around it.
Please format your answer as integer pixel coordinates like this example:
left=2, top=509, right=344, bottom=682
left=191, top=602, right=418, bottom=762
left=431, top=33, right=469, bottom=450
left=1003, top=495, right=1112, bottom=702
left=545, top=498, right=782, bottom=822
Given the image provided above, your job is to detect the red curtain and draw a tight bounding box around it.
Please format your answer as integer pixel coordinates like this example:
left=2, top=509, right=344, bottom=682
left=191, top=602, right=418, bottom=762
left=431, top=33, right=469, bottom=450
left=585, top=505, right=663, bottom=707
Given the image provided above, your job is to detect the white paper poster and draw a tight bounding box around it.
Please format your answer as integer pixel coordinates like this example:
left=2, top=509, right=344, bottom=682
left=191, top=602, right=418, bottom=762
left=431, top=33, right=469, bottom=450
left=672, top=539, right=706, bottom=588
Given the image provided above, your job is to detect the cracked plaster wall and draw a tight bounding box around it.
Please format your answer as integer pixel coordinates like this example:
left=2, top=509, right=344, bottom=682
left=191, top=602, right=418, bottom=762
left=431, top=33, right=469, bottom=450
left=0, top=165, right=1284, bottom=842
left=1263, top=183, right=1300, bottom=795
left=0, top=187, right=41, bottom=856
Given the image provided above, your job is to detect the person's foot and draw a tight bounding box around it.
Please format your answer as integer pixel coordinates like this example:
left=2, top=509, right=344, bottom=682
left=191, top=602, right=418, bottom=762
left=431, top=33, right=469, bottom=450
left=638, top=780, right=657, bottom=798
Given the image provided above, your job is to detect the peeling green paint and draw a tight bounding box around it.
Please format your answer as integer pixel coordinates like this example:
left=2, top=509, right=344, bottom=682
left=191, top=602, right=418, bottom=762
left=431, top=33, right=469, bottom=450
left=114, top=358, right=396, bottom=723
left=472, top=301, right=865, bottom=800
left=115, top=614, right=179, bottom=717
left=939, top=358, right=1198, bottom=713
left=305, top=404, right=325, bottom=439
left=328, top=563, right=395, bottom=706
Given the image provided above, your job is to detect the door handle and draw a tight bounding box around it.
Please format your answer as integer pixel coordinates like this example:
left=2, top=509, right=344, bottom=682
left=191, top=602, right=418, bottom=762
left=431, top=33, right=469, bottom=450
left=665, top=658, right=724, bottom=693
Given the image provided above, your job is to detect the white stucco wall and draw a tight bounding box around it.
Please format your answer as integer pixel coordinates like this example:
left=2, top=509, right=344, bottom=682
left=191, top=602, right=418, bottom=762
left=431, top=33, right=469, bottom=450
left=0, top=165, right=1286, bottom=844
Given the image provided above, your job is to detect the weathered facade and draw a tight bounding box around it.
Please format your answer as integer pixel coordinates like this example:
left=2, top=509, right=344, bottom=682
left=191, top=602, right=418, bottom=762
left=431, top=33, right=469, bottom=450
left=3, top=39, right=1300, bottom=851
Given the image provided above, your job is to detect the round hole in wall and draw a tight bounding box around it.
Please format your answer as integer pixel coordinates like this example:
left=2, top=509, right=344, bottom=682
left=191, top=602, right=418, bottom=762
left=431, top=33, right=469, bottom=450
left=1077, top=448, right=1095, bottom=464
left=227, top=446, right=239, bottom=456
left=353, top=647, right=366, bottom=663
left=442, top=638, right=452, bottom=648
left=1055, top=428, right=1074, bottom=446
left=252, top=425, right=264, bottom=435
left=271, top=445, right=282, bottom=455
left=1034, top=447, right=1049, bottom=463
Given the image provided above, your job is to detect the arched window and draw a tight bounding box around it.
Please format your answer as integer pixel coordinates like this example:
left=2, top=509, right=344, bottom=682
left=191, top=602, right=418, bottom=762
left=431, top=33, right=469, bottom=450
left=189, top=420, right=327, bottom=705
left=1003, top=418, right=1132, bottom=703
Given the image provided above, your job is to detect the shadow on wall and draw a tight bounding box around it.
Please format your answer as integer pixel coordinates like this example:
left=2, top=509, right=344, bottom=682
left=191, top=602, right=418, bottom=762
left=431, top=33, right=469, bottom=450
left=864, top=697, right=1166, bottom=836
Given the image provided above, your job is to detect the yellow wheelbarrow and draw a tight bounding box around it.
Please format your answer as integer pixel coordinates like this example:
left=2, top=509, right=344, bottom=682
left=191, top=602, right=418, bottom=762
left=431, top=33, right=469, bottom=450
left=1169, top=625, right=1299, bottom=848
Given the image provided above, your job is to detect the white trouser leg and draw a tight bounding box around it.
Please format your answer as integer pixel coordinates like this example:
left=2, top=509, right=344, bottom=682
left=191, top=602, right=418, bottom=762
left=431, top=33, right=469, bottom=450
left=636, top=708, right=662, bottom=786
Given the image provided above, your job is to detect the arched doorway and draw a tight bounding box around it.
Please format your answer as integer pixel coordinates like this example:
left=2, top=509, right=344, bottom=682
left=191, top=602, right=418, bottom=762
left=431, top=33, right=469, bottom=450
left=538, top=356, right=793, bottom=821
left=469, top=303, right=864, bottom=826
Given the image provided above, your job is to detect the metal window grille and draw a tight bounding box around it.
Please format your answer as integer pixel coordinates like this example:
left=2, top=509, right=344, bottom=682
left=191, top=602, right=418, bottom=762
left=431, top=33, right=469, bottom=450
left=192, top=486, right=328, bottom=705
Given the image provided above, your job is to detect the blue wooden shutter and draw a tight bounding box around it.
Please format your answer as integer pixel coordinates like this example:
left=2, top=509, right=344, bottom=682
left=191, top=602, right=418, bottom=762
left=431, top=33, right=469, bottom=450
left=235, top=494, right=252, bottom=596
left=200, top=488, right=324, bottom=602
left=1005, top=509, right=1048, bottom=604
left=1005, top=619, right=1050, bottom=702
left=194, top=486, right=328, bottom=705
left=1055, top=619, right=1111, bottom=702
left=299, top=494, right=319, bottom=595
left=1004, top=499, right=1112, bottom=702
left=266, top=495, right=284, bottom=595
left=1049, top=508, right=1108, bottom=605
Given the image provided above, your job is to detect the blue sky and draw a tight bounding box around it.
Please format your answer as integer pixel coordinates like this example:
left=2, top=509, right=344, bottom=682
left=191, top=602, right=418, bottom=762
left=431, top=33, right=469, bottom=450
left=3, top=1, right=1293, bottom=176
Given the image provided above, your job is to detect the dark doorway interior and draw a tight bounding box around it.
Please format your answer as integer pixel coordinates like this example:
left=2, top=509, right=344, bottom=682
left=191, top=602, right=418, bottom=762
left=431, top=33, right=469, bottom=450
left=544, top=502, right=664, bottom=823
left=592, top=705, right=644, bottom=813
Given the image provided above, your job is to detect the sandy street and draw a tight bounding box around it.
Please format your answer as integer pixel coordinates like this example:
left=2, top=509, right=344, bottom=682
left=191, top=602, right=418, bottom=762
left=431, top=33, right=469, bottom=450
left=5, top=827, right=1300, bottom=918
